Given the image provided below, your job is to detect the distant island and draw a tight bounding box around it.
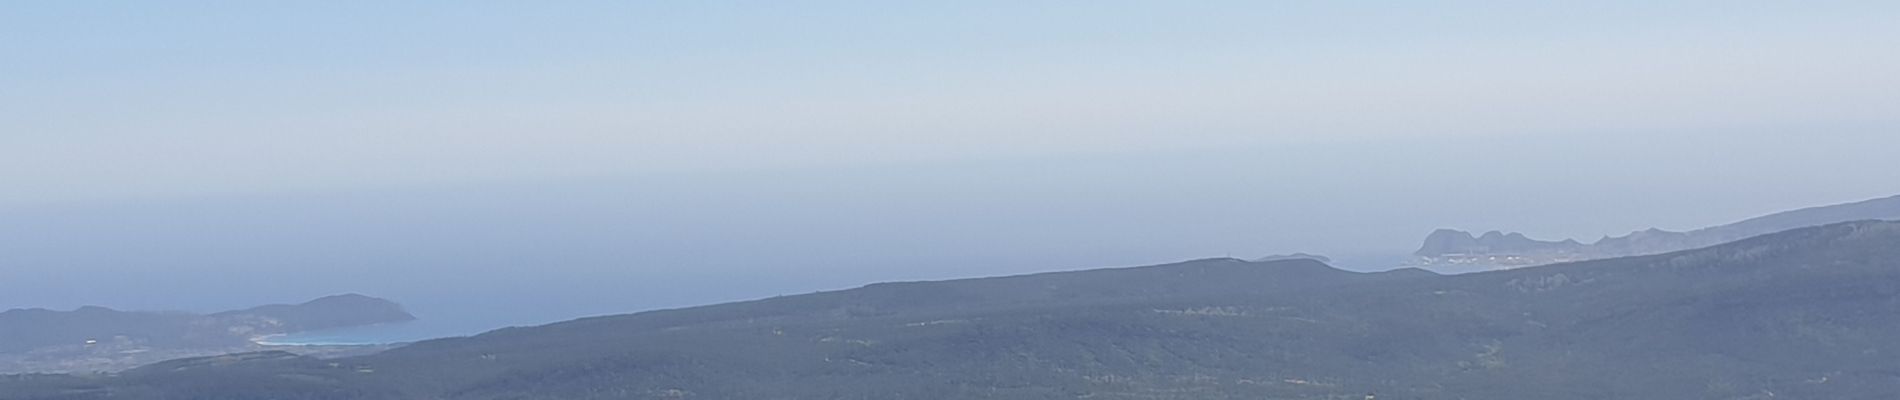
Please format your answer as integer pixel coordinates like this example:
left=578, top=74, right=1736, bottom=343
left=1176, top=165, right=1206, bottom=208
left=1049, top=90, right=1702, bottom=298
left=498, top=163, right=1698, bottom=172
left=1411, top=193, right=1900, bottom=272
left=0, top=294, right=413, bottom=374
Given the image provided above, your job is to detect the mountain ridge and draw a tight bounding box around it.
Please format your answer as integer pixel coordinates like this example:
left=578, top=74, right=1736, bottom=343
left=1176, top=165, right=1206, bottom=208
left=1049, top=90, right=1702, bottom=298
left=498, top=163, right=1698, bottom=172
left=8, top=221, right=1899, bottom=399
left=1413, top=193, right=1900, bottom=271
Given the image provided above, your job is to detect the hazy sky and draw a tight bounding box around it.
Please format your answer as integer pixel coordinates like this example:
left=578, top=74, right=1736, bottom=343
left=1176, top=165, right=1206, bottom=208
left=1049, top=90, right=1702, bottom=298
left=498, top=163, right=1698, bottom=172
left=4, top=2, right=1899, bottom=329
left=5, top=1, right=1898, bottom=207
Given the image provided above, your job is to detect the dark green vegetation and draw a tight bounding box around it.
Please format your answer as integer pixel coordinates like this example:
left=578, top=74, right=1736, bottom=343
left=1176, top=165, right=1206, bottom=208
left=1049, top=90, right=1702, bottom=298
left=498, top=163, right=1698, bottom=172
left=7, top=221, right=1900, bottom=399
left=1414, top=193, right=1900, bottom=270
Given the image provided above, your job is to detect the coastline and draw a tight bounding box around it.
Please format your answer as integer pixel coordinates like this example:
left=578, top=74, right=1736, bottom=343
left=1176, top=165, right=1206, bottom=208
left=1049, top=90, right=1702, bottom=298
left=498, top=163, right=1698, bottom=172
left=248, top=333, right=289, bottom=346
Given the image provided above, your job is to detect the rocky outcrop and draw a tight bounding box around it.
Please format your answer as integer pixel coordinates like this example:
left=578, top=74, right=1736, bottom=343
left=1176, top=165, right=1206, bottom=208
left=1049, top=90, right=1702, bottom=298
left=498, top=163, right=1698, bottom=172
left=1411, top=194, right=1900, bottom=271
left=1415, top=229, right=1583, bottom=257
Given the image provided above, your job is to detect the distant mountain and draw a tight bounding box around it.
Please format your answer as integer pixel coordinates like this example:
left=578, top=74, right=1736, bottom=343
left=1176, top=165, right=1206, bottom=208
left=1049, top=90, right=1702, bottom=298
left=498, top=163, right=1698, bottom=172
left=1414, top=229, right=1583, bottom=262
left=0, top=295, right=411, bottom=374
left=212, top=294, right=418, bottom=334
left=9, top=221, right=1900, bottom=399
left=1414, top=193, right=1900, bottom=271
